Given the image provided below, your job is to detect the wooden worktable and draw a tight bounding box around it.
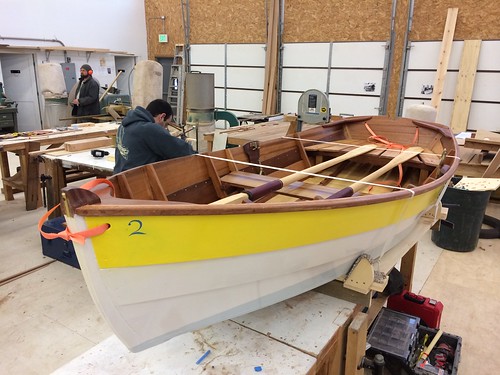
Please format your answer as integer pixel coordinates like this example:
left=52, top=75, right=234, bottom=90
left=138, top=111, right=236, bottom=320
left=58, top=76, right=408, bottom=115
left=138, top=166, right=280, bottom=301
left=456, top=135, right=500, bottom=178
left=39, top=147, right=115, bottom=217
left=0, top=122, right=118, bottom=210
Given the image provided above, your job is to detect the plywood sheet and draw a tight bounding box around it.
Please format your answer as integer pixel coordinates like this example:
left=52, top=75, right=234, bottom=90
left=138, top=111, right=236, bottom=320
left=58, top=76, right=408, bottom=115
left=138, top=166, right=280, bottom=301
left=411, top=0, right=500, bottom=41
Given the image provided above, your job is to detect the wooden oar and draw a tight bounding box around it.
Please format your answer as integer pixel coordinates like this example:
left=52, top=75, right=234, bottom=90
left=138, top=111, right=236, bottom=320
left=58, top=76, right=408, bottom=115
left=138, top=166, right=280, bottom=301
left=328, top=146, right=424, bottom=199
left=210, top=144, right=378, bottom=205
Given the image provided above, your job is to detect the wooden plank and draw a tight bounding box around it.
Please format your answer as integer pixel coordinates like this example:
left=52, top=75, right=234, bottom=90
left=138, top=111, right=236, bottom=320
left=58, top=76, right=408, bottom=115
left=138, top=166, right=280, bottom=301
left=450, top=40, right=482, bottom=133
left=64, top=137, right=114, bottom=152
left=483, top=152, right=500, bottom=178
left=262, top=0, right=279, bottom=114
left=400, top=244, right=417, bottom=291
left=345, top=311, right=368, bottom=375
left=430, top=8, right=459, bottom=113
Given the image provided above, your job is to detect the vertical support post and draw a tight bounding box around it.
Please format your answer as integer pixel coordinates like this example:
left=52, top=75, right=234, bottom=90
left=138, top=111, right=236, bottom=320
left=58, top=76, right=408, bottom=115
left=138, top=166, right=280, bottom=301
left=345, top=311, right=368, bottom=375
left=0, top=150, right=14, bottom=200
left=24, top=141, right=42, bottom=210
left=400, top=243, right=417, bottom=291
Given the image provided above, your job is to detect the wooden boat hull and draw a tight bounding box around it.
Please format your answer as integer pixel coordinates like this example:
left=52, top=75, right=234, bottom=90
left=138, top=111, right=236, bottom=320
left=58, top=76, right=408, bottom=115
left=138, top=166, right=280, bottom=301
left=54, top=115, right=459, bottom=352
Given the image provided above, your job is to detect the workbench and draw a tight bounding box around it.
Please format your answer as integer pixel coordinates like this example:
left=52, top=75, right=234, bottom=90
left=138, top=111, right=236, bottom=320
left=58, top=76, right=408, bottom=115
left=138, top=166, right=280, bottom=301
left=0, top=122, right=118, bottom=210
left=456, top=137, right=500, bottom=178
left=39, top=147, right=115, bottom=217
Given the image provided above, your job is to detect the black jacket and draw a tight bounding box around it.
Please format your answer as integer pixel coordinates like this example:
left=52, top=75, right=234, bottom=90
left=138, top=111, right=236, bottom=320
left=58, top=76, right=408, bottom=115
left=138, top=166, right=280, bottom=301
left=114, top=106, right=196, bottom=174
left=75, top=76, right=100, bottom=116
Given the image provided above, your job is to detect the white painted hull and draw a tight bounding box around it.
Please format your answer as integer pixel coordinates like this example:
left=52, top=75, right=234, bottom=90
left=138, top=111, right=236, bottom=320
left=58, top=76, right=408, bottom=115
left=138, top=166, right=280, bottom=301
left=71, top=212, right=420, bottom=352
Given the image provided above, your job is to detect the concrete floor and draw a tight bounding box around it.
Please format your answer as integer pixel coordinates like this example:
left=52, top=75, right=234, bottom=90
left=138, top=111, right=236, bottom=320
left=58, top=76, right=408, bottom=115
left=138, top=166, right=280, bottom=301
left=0, top=186, right=499, bottom=374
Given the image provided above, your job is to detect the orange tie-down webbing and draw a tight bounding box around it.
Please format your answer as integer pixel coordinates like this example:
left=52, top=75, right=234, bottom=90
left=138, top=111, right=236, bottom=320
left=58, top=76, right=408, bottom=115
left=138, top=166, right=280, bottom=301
left=364, top=122, right=419, bottom=188
left=38, top=179, right=112, bottom=245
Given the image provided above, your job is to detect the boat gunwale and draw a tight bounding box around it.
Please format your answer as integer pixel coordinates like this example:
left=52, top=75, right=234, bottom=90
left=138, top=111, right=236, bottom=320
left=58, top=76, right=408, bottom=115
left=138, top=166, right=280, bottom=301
left=69, top=166, right=456, bottom=217
left=66, top=115, right=460, bottom=217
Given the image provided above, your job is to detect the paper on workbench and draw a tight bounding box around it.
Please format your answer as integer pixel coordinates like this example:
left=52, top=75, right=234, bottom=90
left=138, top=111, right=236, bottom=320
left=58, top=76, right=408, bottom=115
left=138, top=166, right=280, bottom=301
left=454, top=177, right=500, bottom=191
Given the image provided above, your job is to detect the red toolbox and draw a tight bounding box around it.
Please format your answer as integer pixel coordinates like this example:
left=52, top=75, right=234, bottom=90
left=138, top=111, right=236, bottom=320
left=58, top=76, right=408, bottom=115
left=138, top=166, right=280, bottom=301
left=387, top=290, right=443, bottom=329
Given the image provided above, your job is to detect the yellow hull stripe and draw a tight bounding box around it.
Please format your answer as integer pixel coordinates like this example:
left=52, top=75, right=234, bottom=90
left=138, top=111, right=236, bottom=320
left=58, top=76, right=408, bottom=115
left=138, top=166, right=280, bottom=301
left=84, top=189, right=441, bottom=268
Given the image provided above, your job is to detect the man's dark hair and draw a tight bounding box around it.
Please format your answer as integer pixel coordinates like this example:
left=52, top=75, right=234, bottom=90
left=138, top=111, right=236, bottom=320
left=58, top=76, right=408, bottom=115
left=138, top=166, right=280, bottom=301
left=146, top=99, right=173, bottom=118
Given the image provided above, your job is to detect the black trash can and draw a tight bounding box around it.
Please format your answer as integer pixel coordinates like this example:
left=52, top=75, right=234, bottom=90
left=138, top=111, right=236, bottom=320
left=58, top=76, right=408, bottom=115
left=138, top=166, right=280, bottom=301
left=432, top=183, right=491, bottom=252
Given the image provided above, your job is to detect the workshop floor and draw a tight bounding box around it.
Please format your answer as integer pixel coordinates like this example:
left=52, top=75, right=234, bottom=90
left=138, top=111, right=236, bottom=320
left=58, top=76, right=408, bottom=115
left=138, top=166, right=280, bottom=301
left=0, top=179, right=499, bottom=374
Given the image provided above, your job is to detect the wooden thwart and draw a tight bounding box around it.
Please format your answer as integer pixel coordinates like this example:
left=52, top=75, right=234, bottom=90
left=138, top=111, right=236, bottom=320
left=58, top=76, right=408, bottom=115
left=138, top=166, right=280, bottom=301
left=211, top=144, right=377, bottom=205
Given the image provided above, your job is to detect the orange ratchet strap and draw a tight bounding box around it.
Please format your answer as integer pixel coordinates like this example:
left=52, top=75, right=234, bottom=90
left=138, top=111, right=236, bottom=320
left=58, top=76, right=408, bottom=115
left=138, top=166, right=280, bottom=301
left=364, top=122, right=418, bottom=189
left=38, top=179, right=113, bottom=245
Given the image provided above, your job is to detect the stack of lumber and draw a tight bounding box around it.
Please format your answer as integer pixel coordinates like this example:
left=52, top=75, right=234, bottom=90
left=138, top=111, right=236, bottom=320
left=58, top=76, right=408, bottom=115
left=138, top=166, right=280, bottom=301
left=262, top=0, right=279, bottom=115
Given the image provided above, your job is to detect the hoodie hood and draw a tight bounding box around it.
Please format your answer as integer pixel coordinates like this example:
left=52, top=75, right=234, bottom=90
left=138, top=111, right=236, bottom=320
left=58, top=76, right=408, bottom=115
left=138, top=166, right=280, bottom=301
left=122, top=106, right=154, bottom=127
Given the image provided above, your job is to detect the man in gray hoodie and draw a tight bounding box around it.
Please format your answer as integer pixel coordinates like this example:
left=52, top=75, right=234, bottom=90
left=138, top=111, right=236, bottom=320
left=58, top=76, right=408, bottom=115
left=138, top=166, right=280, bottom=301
left=114, top=99, right=195, bottom=174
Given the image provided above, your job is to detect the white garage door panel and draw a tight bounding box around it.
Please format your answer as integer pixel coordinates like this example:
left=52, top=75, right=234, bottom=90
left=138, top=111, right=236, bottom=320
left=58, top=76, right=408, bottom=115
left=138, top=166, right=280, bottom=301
left=281, top=68, right=329, bottom=92
left=282, top=43, right=331, bottom=67
left=477, top=41, right=500, bottom=70
left=435, top=101, right=454, bottom=127
left=404, top=72, right=499, bottom=103
left=189, top=67, right=225, bottom=87
left=280, top=92, right=302, bottom=114
left=331, top=42, right=386, bottom=68
left=227, top=67, right=265, bottom=89
left=214, top=88, right=225, bottom=109
left=226, top=89, right=263, bottom=112
left=190, top=45, right=225, bottom=65
left=403, top=71, right=436, bottom=98
left=330, top=95, right=380, bottom=116
left=330, top=69, right=383, bottom=95
left=407, top=41, right=464, bottom=70
left=404, top=71, right=457, bottom=100
left=472, top=73, right=500, bottom=102
left=468, top=103, right=500, bottom=132
left=227, top=44, right=266, bottom=66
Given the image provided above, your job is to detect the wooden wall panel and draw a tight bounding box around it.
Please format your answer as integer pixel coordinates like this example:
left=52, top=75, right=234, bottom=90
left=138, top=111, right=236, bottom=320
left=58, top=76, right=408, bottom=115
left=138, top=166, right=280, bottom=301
left=145, top=0, right=268, bottom=58
left=145, top=0, right=185, bottom=58
left=189, top=0, right=267, bottom=44
left=411, top=0, right=499, bottom=41
left=283, top=0, right=393, bottom=42
left=144, top=0, right=500, bottom=118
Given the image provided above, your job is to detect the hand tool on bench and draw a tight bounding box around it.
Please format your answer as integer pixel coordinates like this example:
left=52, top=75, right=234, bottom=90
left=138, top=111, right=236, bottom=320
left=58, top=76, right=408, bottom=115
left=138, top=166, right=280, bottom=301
left=210, top=144, right=377, bottom=205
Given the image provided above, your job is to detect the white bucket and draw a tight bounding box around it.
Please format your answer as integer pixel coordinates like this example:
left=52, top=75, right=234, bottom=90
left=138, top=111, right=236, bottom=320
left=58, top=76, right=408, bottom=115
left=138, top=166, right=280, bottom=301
left=404, top=104, right=437, bottom=123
